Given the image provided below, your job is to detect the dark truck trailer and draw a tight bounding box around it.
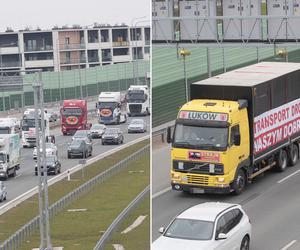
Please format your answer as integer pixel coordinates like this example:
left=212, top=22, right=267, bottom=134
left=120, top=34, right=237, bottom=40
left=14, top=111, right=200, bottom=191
left=191, top=61, right=300, bottom=166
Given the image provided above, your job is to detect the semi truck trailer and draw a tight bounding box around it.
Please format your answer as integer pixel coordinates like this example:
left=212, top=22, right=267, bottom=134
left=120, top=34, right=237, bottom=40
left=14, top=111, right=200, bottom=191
left=167, top=62, right=300, bottom=194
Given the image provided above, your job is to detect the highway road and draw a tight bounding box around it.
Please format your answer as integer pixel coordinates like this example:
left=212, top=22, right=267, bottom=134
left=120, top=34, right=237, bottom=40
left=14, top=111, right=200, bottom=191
left=1, top=115, right=150, bottom=205
left=152, top=140, right=300, bottom=250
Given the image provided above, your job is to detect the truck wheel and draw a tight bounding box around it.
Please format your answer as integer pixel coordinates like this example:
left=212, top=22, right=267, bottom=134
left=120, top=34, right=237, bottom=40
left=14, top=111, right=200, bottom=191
left=275, top=149, right=288, bottom=172
left=12, top=168, right=16, bottom=177
left=288, top=144, right=298, bottom=166
left=232, top=169, right=246, bottom=195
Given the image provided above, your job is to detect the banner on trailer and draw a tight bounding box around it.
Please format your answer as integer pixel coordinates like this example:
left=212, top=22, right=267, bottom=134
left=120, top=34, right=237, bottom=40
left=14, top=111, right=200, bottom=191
left=254, top=98, right=300, bottom=154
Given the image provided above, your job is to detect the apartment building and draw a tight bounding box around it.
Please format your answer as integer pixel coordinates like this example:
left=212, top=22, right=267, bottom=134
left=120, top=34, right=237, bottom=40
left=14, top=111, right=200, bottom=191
left=0, top=25, right=150, bottom=72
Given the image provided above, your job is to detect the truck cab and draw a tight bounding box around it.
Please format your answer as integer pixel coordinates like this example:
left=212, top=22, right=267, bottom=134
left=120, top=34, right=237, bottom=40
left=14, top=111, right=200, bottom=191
left=97, top=92, right=127, bottom=124
left=0, top=118, right=21, bottom=136
left=126, top=85, right=150, bottom=116
left=60, top=99, right=89, bottom=135
left=169, top=100, right=250, bottom=194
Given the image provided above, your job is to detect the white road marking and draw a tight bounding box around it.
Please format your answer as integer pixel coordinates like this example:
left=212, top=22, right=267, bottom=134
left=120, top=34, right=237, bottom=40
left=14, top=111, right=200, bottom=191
left=67, top=208, right=87, bottom=212
left=14, top=174, right=22, bottom=179
left=113, top=244, right=125, bottom=250
left=281, top=240, right=297, bottom=250
left=121, top=215, right=147, bottom=234
left=152, top=187, right=172, bottom=199
left=277, top=169, right=300, bottom=184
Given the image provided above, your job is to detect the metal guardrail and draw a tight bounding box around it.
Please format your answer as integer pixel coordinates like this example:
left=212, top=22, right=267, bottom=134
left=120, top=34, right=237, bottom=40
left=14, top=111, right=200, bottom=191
left=93, top=185, right=150, bottom=250
left=152, top=120, right=175, bottom=143
left=0, top=143, right=150, bottom=250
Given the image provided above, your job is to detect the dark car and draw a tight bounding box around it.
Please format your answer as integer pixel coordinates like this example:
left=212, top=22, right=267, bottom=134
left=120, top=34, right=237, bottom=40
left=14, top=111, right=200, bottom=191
left=72, top=130, right=92, bottom=142
left=35, top=155, right=61, bottom=176
left=102, top=128, right=124, bottom=145
left=67, top=139, right=92, bottom=158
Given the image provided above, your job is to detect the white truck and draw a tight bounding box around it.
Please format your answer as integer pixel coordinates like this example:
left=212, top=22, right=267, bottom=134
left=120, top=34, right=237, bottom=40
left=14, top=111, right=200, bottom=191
left=97, top=92, right=127, bottom=125
left=21, top=110, right=51, bottom=148
left=0, top=134, right=21, bottom=180
left=0, top=118, right=21, bottom=135
left=126, top=85, right=150, bottom=116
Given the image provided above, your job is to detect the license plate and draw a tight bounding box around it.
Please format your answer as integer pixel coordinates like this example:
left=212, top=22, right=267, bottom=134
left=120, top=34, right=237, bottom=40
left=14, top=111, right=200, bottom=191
left=191, top=188, right=204, bottom=194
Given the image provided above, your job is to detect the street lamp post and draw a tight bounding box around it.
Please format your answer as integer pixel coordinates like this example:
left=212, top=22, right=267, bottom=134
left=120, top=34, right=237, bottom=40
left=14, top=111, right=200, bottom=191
left=180, top=49, right=191, bottom=102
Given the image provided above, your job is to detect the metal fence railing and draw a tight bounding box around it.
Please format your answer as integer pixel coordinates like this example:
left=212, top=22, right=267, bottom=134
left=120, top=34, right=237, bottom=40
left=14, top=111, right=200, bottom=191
left=93, top=185, right=150, bottom=250
left=0, top=144, right=150, bottom=250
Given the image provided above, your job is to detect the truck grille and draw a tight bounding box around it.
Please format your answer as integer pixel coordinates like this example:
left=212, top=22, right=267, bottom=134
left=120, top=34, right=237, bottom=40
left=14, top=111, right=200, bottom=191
left=129, top=104, right=142, bottom=114
left=173, top=161, right=223, bottom=175
left=187, top=175, right=209, bottom=185
left=27, top=137, right=36, bottom=143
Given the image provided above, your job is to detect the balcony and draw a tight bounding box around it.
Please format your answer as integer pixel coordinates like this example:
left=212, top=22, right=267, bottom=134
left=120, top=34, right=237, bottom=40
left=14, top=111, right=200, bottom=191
left=60, top=58, right=86, bottom=65
left=112, top=41, right=130, bottom=47
left=0, top=61, right=21, bottom=68
left=24, top=45, right=53, bottom=52
left=88, top=57, right=99, bottom=63
left=113, top=55, right=131, bottom=63
left=102, top=55, right=112, bottom=62
left=25, top=59, right=54, bottom=68
left=0, top=46, right=19, bottom=55
left=59, top=43, right=85, bottom=50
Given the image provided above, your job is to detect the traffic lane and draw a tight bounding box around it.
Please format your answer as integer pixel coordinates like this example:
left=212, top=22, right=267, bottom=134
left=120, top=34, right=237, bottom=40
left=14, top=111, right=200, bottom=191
left=152, top=142, right=300, bottom=241
left=152, top=143, right=171, bottom=195
left=243, top=172, right=300, bottom=250
left=2, top=116, right=150, bottom=203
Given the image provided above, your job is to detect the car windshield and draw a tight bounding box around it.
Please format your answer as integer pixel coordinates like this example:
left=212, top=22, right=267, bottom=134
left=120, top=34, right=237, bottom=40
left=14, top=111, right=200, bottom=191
left=131, top=120, right=143, bottom=124
left=98, top=102, right=117, bottom=109
left=106, top=129, right=118, bottom=135
left=127, top=90, right=145, bottom=102
left=92, top=124, right=104, bottom=129
left=164, top=218, right=214, bottom=240
left=173, top=124, right=228, bottom=150
left=71, top=140, right=83, bottom=147
left=46, top=156, right=56, bottom=165
left=74, top=131, right=89, bottom=137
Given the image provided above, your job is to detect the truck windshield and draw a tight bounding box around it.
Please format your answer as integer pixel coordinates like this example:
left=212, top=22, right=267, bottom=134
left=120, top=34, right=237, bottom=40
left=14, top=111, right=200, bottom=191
left=0, top=127, right=10, bottom=134
left=62, top=108, right=82, bottom=116
left=0, top=154, right=6, bottom=163
left=98, top=102, right=117, bottom=109
left=21, top=119, right=42, bottom=131
left=127, top=91, right=145, bottom=103
left=173, top=124, right=228, bottom=150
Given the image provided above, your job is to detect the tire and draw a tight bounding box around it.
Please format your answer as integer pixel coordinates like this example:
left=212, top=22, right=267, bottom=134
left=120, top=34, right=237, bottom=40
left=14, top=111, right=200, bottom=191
left=232, top=169, right=246, bottom=195
left=3, top=195, right=6, bottom=201
left=289, top=144, right=298, bottom=166
left=240, top=235, right=250, bottom=250
left=0, top=196, right=2, bottom=202
left=102, top=141, right=105, bottom=145
left=35, top=172, right=38, bottom=176
left=275, top=149, right=288, bottom=172
left=67, top=153, right=71, bottom=159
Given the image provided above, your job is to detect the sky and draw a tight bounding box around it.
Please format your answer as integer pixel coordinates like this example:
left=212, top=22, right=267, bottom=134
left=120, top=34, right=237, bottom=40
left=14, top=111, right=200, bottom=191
left=0, top=0, right=150, bottom=31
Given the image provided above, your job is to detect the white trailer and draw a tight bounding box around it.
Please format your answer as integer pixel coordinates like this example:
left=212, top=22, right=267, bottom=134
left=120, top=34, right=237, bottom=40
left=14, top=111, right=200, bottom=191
left=179, top=0, right=217, bottom=41
left=21, top=111, right=50, bottom=148
left=0, top=134, right=21, bottom=180
left=223, top=0, right=262, bottom=40
left=153, top=0, right=174, bottom=41
left=127, top=85, right=150, bottom=116
left=97, top=92, right=127, bottom=125
left=0, top=118, right=21, bottom=135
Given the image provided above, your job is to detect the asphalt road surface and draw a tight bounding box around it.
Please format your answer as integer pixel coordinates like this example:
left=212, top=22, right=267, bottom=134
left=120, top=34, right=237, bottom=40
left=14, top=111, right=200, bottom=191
left=152, top=140, right=300, bottom=250
left=1, top=115, right=150, bottom=204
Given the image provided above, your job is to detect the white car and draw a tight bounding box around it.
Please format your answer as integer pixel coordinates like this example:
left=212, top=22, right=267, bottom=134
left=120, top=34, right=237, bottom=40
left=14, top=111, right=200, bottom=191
left=33, top=142, right=58, bottom=160
left=0, top=181, right=7, bottom=202
left=153, top=202, right=251, bottom=250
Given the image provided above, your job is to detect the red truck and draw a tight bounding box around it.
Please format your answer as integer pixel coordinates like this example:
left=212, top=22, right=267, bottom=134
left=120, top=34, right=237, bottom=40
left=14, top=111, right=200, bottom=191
left=60, top=99, right=90, bottom=135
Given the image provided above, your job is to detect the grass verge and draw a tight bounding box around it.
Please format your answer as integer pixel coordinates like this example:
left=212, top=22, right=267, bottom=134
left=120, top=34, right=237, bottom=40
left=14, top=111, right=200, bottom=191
left=104, top=193, right=150, bottom=250
left=18, top=151, right=150, bottom=250
left=0, top=139, right=149, bottom=244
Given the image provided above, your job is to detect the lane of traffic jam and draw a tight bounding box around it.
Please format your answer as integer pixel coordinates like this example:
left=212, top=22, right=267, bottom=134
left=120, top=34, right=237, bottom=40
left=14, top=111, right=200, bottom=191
left=0, top=86, right=150, bottom=204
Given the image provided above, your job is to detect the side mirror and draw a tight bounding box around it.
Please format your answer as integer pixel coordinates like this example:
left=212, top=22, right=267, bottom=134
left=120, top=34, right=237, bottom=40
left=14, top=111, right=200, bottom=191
left=234, top=133, right=241, bottom=146
left=167, top=126, right=172, bottom=144
left=158, top=227, right=165, bottom=234
left=217, top=233, right=227, bottom=240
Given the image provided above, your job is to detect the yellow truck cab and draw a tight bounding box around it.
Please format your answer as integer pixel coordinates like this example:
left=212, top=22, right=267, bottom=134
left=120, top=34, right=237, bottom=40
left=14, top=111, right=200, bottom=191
left=167, top=62, right=300, bottom=194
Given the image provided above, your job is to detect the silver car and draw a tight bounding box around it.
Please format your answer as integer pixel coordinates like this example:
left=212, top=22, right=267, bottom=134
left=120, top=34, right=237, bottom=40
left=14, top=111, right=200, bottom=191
left=90, top=124, right=106, bottom=138
left=128, top=119, right=147, bottom=133
left=0, top=181, right=7, bottom=202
